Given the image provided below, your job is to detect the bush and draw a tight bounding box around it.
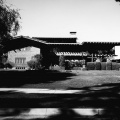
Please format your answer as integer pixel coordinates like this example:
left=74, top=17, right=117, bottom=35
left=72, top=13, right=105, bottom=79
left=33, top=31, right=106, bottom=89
left=95, top=62, right=101, bottom=70
left=75, top=61, right=82, bottom=67
left=106, top=62, right=112, bottom=70
left=27, top=60, right=36, bottom=69
left=0, top=62, right=4, bottom=68
left=101, top=62, right=106, bottom=70
left=87, top=62, right=95, bottom=70
left=59, top=55, right=65, bottom=67
left=65, top=61, right=72, bottom=70
left=0, top=60, right=15, bottom=69
left=72, top=67, right=81, bottom=70
left=112, top=62, right=117, bottom=70
left=27, top=60, right=44, bottom=70
left=4, top=63, right=13, bottom=69
left=116, top=63, right=120, bottom=70
left=27, top=54, right=46, bottom=70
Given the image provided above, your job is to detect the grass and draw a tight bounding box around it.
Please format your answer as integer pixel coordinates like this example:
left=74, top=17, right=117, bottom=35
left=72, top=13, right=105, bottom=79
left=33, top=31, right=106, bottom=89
left=21, top=70, right=120, bottom=89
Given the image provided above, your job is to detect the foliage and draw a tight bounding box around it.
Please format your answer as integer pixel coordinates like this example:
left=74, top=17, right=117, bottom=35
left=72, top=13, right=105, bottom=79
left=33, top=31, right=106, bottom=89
left=87, top=62, right=95, bottom=70
left=95, top=62, right=101, bottom=70
left=4, top=61, right=14, bottom=68
left=59, top=55, right=65, bottom=67
left=112, top=62, right=117, bottom=70
left=106, top=62, right=112, bottom=70
left=27, top=51, right=59, bottom=70
left=65, top=61, right=72, bottom=70
left=49, top=51, right=59, bottom=66
left=27, top=60, right=36, bottom=70
left=27, top=54, right=44, bottom=70
left=101, top=62, right=106, bottom=70
left=40, top=47, right=59, bottom=69
left=0, top=0, right=21, bottom=59
left=0, top=0, right=21, bottom=68
left=0, top=62, right=4, bottom=68
left=0, top=0, right=21, bottom=42
left=115, top=0, right=120, bottom=2
left=116, top=63, right=120, bottom=70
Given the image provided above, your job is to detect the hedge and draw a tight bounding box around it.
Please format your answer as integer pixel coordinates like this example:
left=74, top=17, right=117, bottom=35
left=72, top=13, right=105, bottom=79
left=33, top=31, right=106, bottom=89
left=116, top=63, right=120, bottom=70
left=87, top=62, right=95, bottom=70
left=73, top=67, right=81, bottom=70
left=112, top=62, right=116, bottom=70
left=101, top=62, right=106, bottom=70
left=95, top=62, right=101, bottom=70
left=86, top=62, right=120, bottom=70
left=106, top=62, right=112, bottom=70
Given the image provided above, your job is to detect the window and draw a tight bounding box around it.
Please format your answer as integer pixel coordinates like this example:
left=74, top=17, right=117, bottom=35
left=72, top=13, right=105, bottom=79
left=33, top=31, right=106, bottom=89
left=15, top=58, right=26, bottom=64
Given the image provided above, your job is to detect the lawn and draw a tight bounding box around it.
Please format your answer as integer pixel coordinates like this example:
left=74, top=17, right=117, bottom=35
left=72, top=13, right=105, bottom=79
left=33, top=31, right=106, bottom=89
left=21, top=70, right=120, bottom=89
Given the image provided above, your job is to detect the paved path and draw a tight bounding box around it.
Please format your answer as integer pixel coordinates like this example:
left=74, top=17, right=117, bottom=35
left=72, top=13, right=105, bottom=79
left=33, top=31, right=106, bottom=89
left=0, top=88, right=82, bottom=94
left=0, top=88, right=120, bottom=119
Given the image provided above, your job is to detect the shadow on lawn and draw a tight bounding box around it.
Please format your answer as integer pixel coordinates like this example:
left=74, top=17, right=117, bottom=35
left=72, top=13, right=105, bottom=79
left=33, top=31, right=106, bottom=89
left=0, top=81, right=120, bottom=108
left=0, top=108, right=102, bottom=120
left=0, top=70, right=76, bottom=87
left=1, top=83, right=120, bottom=119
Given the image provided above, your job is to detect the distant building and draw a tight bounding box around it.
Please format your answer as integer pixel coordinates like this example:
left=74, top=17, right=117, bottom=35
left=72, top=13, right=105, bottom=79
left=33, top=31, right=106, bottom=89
left=8, top=46, right=40, bottom=69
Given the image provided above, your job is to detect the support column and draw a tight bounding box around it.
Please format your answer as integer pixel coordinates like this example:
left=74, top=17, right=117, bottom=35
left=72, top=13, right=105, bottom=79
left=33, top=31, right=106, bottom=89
left=92, top=53, right=94, bottom=62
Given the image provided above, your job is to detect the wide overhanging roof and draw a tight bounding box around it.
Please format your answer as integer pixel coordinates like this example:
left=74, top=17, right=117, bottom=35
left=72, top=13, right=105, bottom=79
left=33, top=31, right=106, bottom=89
left=3, top=36, right=120, bottom=53
left=4, top=36, right=49, bottom=52
left=14, top=36, right=47, bottom=44
left=33, top=37, right=77, bottom=43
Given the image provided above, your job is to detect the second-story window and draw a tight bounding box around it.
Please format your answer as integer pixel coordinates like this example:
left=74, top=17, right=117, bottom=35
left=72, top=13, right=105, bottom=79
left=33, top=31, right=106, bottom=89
left=15, top=58, right=26, bottom=64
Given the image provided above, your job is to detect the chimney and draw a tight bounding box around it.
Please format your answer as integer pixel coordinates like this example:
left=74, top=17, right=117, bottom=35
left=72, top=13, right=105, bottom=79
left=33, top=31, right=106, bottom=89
left=70, top=32, right=77, bottom=37
left=70, top=32, right=80, bottom=43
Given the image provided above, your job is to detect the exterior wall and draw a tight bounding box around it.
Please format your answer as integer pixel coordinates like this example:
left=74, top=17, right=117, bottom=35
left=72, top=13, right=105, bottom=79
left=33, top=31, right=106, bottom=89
left=8, top=47, right=40, bottom=68
left=115, top=46, right=120, bottom=58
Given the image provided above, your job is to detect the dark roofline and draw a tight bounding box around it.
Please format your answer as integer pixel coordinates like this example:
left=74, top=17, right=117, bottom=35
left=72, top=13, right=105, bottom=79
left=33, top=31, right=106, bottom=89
left=12, top=36, right=47, bottom=44
left=82, top=41, right=120, bottom=45
left=12, top=36, right=120, bottom=45
left=46, top=43, right=81, bottom=45
left=33, top=37, right=77, bottom=43
left=32, top=37, right=77, bottom=39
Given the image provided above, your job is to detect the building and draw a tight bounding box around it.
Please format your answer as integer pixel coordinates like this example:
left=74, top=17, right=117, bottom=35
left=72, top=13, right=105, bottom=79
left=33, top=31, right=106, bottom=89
left=5, top=36, right=120, bottom=69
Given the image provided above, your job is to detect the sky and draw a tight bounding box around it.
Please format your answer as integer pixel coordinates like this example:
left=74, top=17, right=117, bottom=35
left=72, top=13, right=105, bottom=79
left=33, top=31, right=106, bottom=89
left=6, top=0, right=120, bottom=42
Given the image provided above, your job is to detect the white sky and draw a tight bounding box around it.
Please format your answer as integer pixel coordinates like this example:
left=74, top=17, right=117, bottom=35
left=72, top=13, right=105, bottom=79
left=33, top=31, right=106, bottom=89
left=6, top=0, right=120, bottom=42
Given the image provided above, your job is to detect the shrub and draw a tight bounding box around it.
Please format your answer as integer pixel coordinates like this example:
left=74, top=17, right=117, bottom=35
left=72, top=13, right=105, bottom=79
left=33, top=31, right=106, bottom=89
left=101, top=62, right=106, bottom=70
left=0, top=62, right=4, bottom=68
left=95, top=62, right=101, bottom=70
left=59, top=55, right=65, bottom=67
left=4, top=62, right=14, bottom=69
left=27, top=54, right=44, bottom=70
left=65, top=61, right=72, bottom=70
left=106, top=62, right=112, bottom=70
left=116, top=63, right=120, bottom=70
left=27, top=60, right=36, bottom=69
left=112, top=62, right=117, bottom=70
left=27, top=59, right=44, bottom=70
left=87, top=62, right=95, bottom=70
left=0, top=60, right=14, bottom=69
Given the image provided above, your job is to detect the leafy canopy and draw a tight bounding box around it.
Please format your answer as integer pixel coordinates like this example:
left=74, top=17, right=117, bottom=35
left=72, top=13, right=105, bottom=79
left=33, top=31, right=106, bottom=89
left=0, top=0, right=21, bottom=44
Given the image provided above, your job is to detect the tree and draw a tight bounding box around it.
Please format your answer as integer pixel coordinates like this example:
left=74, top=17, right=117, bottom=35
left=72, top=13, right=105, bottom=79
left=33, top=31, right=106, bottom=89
left=27, top=54, right=44, bottom=70
left=59, top=55, right=65, bottom=67
left=115, top=0, right=120, bottom=2
left=0, top=0, right=21, bottom=53
left=27, top=51, right=59, bottom=70
left=0, top=0, right=20, bottom=68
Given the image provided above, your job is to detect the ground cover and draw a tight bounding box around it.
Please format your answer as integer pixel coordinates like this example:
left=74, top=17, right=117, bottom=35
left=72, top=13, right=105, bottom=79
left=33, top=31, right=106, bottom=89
left=21, top=70, right=120, bottom=89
